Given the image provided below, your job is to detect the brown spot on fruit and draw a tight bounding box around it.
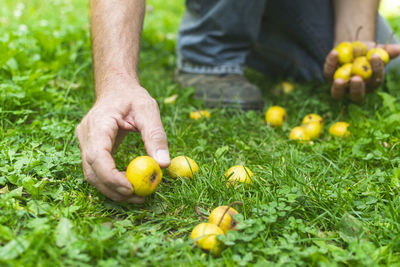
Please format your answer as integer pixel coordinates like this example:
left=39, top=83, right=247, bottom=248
left=363, top=65, right=369, bottom=71
left=150, top=172, right=157, bottom=183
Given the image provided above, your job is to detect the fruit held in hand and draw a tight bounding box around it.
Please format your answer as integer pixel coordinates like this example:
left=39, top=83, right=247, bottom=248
left=209, top=206, right=239, bottom=234
left=352, top=41, right=368, bottom=57
left=352, top=26, right=367, bottom=57
left=190, top=223, right=225, bottom=256
left=352, top=56, right=372, bottom=80
left=126, top=156, right=162, bottom=196
left=329, top=122, right=350, bottom=137
left=301, top=122, right=323, bottom=140
left=333, top=63, right=352, bottom=82
left=302, top=113, right=323, bottom=125
left=265, top=106, right=287, bottom=127
left=367, top=47, right=390, bottom=65
left=335, top=42, right=353, bottom=65
left=225, top=165, right=254, bottom=187
left=289, top=126, right=311, bottom=142
left=167, top=156, right=199, bottom=179
left=190, top=110, right=210, bottom=120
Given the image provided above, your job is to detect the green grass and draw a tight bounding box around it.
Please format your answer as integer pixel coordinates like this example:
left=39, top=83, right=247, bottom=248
left=1, top=0, right=400, bottom=266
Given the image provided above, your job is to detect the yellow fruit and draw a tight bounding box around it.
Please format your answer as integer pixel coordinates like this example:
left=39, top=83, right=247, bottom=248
left=281, top=81, right=294, bottom=94
left=190, top=223, right=225, bottom=256
left=125, top=156, right=162, bottom=197
left=333, top=63, right=352, bottom=82
left=352, top=41, right=368, bottom=57
left=163, top=94, right=178, bottom=104
left=190, top=110, right=210, bottom=120
left=351, top=56, right=372, bottom=80
left=225, top=165, right=254, bottom=188
left=301, top=122, right=323, bottom=140
left=289, top=126, right=311, bottom=142
left=209, top=206, right=239, bottom=234
left=367, top=47, right=390, bottom=65
left=167, top=156, right=199, bottom=179
left=335, top=42, right=353, bottom=64
left=329, top=122, right=350, bottom=137
left=265, top=106, right=287, bottom=127
left=301, top=113, right=323, bottom=125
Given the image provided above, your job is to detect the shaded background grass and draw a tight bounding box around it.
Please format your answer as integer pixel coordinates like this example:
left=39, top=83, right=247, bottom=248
left=1, top=0, right=400, bottom=266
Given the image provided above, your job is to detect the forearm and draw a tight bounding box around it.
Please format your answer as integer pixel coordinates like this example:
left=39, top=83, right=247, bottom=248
left=90, top=0, right=146, bottom=97
left=334, top=0, right=380, bottom=45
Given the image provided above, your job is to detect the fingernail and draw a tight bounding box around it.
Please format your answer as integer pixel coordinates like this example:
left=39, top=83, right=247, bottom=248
left=116, top=187, right=133, bottom=196
left=155, top=149, right=170, bottom=165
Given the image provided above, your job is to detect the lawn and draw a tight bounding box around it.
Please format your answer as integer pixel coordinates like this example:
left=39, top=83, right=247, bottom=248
left=1, top=0, right=400, bottom=266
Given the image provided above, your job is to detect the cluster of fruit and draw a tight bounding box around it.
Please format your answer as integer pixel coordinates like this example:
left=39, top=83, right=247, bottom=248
left=189, top=110, right=211, bottom=120
left=265, top=106, right=350, bottom=141
left=190, top=203, right=240, bottom=256
left=166, top=156, right=254, bottom=187
left=333, top=27, right=390, bottom=82
left=126, top=102, right=350, bottom=256
left=125, top=156, right=253, bottom=256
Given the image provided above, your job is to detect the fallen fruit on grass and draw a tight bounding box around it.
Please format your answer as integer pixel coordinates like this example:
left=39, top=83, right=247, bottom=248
left=163, top=94, right=178, bottom=104
left=190, top=223, right=225, bottom=256
left=333, top=63, right=352, bottom=82
left=335, top=42, right=353, bottom=64
left=225, top=165, right=254, bottom=187
left=366, top=47, right=390, bottom=65
left=126, top=156, right=162, bottom=196
left=289, top=126, right=311, bottom=142
left=265, top=106, right=287, bottom=127
left=352, top=56, right=372, bottom=80
left=329, top=122, right=350, bottom=137
left=281, top=81, right=294, bottom=94
left=301, top=121, right=323, bottom=140
left=190, top=110, right=210, bottom=120
left=167, top=156, right=199, bottom=179
left=302, top=113, right=323, bottom=125
left=209, top=206, right=239, bottom=234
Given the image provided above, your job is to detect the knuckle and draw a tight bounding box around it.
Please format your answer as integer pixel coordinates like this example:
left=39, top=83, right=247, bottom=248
left=83, top=172, right=95, bottom=185
left=84, top=150, right=98, bottom=166
left=75, top=123, right=83, bottom=139
left=136, top=96, right=159, bottom=111
left=148, top=127, right=166, bottom=142
left=102, top=177, right=116, bottom=188
left=149, top=97, right=158, bottom=106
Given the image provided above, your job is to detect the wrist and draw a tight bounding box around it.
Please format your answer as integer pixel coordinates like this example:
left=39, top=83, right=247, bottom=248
left=333, top=0, right=378, bottom=46
left=334, top=26, right=375, bottom=46
left=94, top=71, right=141, bottom=99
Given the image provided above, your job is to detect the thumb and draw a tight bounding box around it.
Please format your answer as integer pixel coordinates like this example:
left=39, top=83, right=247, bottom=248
left=135, top=101, right=170, bottom=168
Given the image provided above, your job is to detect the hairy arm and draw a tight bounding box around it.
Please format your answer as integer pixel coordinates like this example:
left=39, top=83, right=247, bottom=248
left=91, top=0, right=144, bottom=95
left=76, top=0, right=170, bottom=203
left=333, top=0, right=379, bottom=45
